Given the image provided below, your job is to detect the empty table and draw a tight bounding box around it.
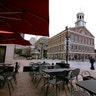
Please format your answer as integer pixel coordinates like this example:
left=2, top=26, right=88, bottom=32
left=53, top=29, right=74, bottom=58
left=76, top=79, right=96, bottom=96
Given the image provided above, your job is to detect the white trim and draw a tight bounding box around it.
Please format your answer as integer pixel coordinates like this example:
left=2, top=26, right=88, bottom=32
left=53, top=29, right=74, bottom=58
left=68, top=29, right=94, bottom=39
left=70, top=42, right=94, bottom=47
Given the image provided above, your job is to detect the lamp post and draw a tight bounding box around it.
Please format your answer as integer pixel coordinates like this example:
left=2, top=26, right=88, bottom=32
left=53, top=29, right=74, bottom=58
left=40, top=42, right=43, bottom=59
left=65, top=26, right=69, bottom=63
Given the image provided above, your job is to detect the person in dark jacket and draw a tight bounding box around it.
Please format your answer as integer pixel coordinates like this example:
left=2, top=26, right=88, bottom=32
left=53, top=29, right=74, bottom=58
left=89, top=56, right=95, bottom=70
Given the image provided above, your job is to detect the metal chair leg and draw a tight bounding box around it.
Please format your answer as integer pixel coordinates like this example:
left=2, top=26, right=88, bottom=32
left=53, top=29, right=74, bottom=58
left=46, top=84, right=49, bottom=96
left=10, top=81, right=14, bottom=90
left=8, top=83, right=11, bottom=96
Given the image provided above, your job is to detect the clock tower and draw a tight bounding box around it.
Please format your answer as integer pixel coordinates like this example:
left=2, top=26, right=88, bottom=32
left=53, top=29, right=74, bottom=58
left=75, top=12, right=86, bottom=27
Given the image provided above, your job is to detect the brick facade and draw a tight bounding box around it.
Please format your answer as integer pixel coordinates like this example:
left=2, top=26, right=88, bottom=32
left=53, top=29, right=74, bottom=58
left=47, top=26, right=95, bottom=61
left=47, top=12, right=95, bottom=61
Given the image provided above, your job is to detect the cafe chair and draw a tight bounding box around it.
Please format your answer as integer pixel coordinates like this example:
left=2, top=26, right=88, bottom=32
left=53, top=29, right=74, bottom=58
left=72, top=90, right=90, bottom=96
left=37, top=64, right=51, bottom=87
left=0, top=75, right=5, bottom=88
left=36, top=62, right=42, bottom=64
left=29, top=62, right=34, bottom=75
left=62, top=68, right=80, bottom=93
left=0, top=73, right=15, bottom=96
left=29, top=62, right=34, bottom=66
left=8, top=63, right=20, bottom=85
left=1, top=64, right=17, bottom=84
left=45, top=72, right=63, bottom=96
left=30, top=63, right=40, bottom=84
left=45, top=79, right=61, bottom=96
left=81, top=71, right=94, bottom=81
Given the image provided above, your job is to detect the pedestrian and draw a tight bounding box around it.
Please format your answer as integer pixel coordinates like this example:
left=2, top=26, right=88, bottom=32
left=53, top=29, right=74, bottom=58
left=89, top=56, right=95, bottom=70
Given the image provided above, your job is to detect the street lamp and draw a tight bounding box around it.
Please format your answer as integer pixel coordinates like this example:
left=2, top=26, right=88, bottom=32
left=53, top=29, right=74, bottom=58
left=40, top=42, right=44, bottom=59
left=65, top=26, right=69, bottom=63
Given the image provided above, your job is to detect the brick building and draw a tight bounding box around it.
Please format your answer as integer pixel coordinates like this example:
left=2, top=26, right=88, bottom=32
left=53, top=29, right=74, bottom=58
left=47, top=12, right=95, bottom=61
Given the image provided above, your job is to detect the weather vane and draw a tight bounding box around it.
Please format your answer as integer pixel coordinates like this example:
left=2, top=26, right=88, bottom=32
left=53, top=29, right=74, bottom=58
left=80, top=8, right=83, bottom=13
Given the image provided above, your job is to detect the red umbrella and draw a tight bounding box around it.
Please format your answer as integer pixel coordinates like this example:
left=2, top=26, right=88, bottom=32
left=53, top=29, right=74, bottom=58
left=0, top=0, right=49, bottom=36
left=0, top=38, right=31, bottom=45
left=0, top=31, right=31, bottom=45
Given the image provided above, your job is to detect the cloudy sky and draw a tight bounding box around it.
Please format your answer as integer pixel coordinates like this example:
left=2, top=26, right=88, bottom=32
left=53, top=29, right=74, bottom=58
left=25, top=0, right=96, bottom=47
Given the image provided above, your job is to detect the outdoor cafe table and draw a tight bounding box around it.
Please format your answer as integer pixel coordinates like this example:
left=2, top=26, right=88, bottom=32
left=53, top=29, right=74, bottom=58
left=42, top=68, right=72, bottom=96
left=42, top=68, right=72, bottom=74
left=43, top=64, right=55, bottom=69
left=76, top=79, right=96, bottom=96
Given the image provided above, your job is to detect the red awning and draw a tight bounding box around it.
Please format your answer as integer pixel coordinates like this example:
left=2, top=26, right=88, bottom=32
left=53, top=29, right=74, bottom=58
left=0, top=0, right=49, bottom=36
left=0, top=31, right=31, bottom=45
left=0, top=38, right=31, bottom=45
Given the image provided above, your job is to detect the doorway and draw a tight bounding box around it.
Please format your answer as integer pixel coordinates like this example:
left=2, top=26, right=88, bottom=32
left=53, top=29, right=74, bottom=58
left=0, top=46, right=6, bottom=63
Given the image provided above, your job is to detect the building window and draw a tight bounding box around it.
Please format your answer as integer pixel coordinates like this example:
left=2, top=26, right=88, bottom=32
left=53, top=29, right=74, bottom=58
left=79, top=36, right=81, bottom=43
left=81, top=31, right=85, bottom=35
left=71, top=45, right=74, bottom=50
left=75, top=35, right=78, bottom=42
left=70, top=34, right=74, bottom=41
left=75, top=45, right=78, bottom=50
left=77, top=16, right=79, bottom=19
left=0, top=46, right=6, bottom=63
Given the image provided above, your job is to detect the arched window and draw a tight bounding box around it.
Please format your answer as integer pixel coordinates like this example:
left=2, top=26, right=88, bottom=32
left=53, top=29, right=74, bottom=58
left=80, top=15, right=81, bottom=19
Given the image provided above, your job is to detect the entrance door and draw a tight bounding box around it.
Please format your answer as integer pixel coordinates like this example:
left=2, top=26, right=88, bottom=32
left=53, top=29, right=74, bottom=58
left=0, top=46, right=6, bottom=63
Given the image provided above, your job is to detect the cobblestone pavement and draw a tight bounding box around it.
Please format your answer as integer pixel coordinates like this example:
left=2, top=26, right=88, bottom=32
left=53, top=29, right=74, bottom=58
left=13, top=59, right=96, bottom=72
left=13, top=59, right=96, bottom=79
left=0, top=59, right=96, bottom=96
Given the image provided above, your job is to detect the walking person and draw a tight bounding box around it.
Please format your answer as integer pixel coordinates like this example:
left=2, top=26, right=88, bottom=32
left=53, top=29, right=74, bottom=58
left=89, top=56, right=95, bottom=70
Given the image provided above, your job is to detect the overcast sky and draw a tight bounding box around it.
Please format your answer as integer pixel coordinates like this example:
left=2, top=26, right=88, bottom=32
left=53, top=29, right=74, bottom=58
left=25, top=0, right=96, bottom=47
